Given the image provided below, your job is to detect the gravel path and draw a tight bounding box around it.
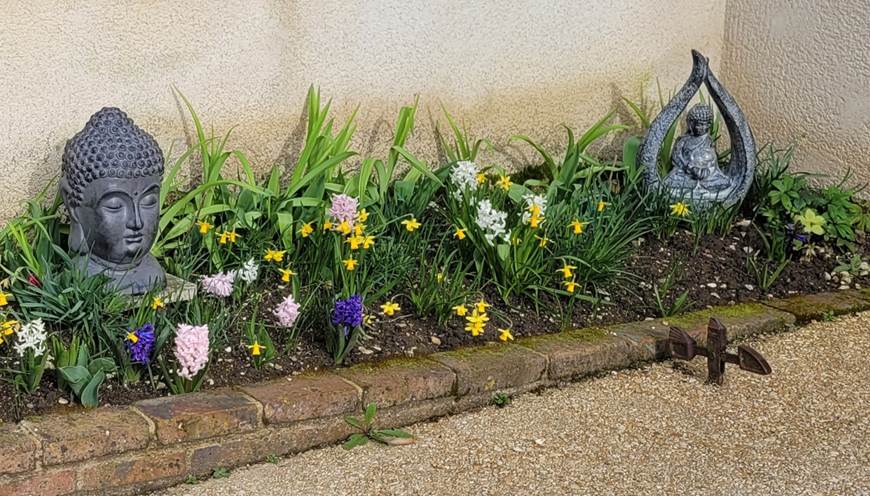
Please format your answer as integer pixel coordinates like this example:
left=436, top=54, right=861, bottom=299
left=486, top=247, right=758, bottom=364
left=160, top=313, right=870, bottom=496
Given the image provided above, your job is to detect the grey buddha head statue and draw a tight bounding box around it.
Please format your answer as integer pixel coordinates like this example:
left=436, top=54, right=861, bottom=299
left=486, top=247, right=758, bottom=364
left=686, top=103, right=713, bottom=137
left=60, top=107, right=166, bottom=295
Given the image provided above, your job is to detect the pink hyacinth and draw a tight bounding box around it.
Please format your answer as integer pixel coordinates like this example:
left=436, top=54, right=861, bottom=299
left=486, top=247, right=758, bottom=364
left=273, top=294, right=301, bottom=328
left=329, top=194, right=358, bottom=225
left=174, top=324, right=209, bottom=379
left=201, top=272, right=235, bottom=298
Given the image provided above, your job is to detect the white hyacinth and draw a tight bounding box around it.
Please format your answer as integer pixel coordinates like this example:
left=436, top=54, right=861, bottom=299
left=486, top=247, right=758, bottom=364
left=475, top=199, right=508, bottom=245
left=15, top=319, right=47, bottom=358
left=521, top=193, right=547, bottom=225
left=450, top=161, right=479, bottom=198
left=233, top=258, right=260, bottom=283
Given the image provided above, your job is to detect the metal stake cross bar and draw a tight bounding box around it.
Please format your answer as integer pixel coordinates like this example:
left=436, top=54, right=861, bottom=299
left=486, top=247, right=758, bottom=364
left=668, top=317, right=772, bottom=385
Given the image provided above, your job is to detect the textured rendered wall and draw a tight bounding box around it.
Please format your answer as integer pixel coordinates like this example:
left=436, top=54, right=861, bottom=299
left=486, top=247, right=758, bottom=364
left=722, top=0, right=870, bottom=183
left=0, top=0, right=727, bottom=222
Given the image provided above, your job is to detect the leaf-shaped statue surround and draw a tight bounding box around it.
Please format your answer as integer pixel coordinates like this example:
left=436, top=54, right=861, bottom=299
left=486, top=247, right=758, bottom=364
left=638, top=50, right=756, bottom=208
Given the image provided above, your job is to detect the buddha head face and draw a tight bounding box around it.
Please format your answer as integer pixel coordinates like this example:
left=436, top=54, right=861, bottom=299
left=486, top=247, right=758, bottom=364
left=686, top=104, right=713, bottom=137
left=61, top=108, right=164, bottom=266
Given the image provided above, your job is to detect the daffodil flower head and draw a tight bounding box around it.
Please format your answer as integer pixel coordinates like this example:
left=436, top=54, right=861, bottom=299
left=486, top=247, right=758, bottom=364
left=497, top=175, right=512, bottom=191
left=151, top=297, right=165, bottom=310
left=498, top=328, right=514, bottom=342
left=380, top=301, right=400, bottom=316
left=264, top=249, right=286, bottom=263
left=474, top=299, right=490, bottom=314
left=343, top=258, right=358, bottom=271
left=670, top=201, right=690, bottom=217
left=453, top=304, right=468, bottom=316
left=248, top=342, right=264, bottom=356
left=557, top=264, right=576, bottom=280
left=569, top=219, right=588, bottom=235
left=280, top=268, right=296, bottom=283
left=401, top=217, right=422, bottom=232
left=196, top=220, right=213, bottom=234
left=300, top=222, right=314, bottom=237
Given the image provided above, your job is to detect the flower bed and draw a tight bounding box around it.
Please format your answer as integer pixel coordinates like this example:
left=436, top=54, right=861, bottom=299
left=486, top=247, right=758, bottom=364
left=1, top=88, right=869, bottom=423
left=2, top=291, right=869, bottom=495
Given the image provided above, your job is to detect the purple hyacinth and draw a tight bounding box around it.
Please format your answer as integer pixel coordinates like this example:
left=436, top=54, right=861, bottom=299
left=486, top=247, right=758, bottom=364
left=332, top=294, right=364, bottom=334
left=126, top=323, right=156, bottom=364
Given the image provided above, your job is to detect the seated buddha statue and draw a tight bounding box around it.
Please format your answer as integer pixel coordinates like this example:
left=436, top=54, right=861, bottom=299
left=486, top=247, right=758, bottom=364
left=60, top=107, right=166, bottom=295
left=664, top=104, right=733, bottom=198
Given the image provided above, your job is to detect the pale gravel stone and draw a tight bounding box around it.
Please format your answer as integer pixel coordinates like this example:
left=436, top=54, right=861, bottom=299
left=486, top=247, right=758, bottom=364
left=159, top=314, right=870, bottom=496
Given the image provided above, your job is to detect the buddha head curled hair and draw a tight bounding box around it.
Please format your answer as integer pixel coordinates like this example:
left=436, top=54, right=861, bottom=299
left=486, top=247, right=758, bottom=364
left=687, top=103, right=713, bottom=127
left=61, top=107, right=164, bottom=209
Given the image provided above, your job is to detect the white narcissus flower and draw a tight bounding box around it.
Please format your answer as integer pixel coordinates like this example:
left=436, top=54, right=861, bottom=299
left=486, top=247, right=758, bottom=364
left=475, top=199, right=508, bottom=245
left=233, top=259, right=260, bottom=283
left=450, top=161, right=479, bottom=197
left=15, top=318, right=47, bottom=358
left=521, top=193, right=547, bottom=225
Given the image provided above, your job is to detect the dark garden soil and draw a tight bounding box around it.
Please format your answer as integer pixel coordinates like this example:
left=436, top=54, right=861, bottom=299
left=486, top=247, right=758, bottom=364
left=1, top=221, right=866, bottom=422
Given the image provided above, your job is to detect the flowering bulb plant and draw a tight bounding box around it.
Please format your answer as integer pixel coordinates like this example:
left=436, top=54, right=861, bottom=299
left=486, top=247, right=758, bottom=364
left=159, top=323, right=210, bottom=394
left=245, top=306, right=275, bottom=369
left=327, top=294, right=365, bottom=365
left=13, top=318, right=50, bottom=395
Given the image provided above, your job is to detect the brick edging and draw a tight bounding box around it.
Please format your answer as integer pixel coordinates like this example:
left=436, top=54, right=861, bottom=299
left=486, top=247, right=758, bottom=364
left=2, top=290, right=868, bottom=495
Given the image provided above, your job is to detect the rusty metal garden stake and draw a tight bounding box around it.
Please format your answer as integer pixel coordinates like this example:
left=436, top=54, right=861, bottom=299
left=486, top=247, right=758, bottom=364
left=668, top=317, right=771, bottom=385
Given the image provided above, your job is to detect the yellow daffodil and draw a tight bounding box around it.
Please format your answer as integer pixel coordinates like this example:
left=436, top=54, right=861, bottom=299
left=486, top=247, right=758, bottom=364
left=196, top=220, right=213, bottom=234
left=454, top=228, right=466, bottom=240
left=357, top=209, right=369, bottom=222
left=0, top=291, right=8, bottom=307
left=497, top=175, right=512, bottom=191
left=453, top=304, right=468, bottom=316
left=557, top=264, right=576, bottom=280
left=536, top=235, right=549, bottom=248
left=670, top=201, right=690, bottom=217
left=337, top=220, right=352, bottom=236
left=354, top=223, right=366, bottom=236
left=380, top=301, right=400, bottom=316
left=218, top=230, right=240, bottom=245
left=151, top=297, right=165, bottom=310
left=1, top=320, right=18, bottom=336
left=126, top=331, right=139, bottom=344
left=436, top=272, right=445, bottom=283
left=347, top=236, right=364, bottom=250
left=563, top=279, right=578, bottom=293
left=280, top=268, right=296, bottom=283
left=322, top=220, right=334, bottom=231
left=248, top=342, right=265, bottom=356
left=475, top=299, right=490, bottom=313
left=401, top=217, right=422, bottom=232
left=597, top=200, right=608, bottom=212
left=568, top=219, right=588, bottom=235
left=343, top=258, right=358, bottom=271
left=465, top=310, right=489, bottom=336
left=300, top=222, right=314, bottom=237
left=362, top=235, right=375, bottom=249
left=264, top=249, right=286, bottom=263
left=465, top=321, right=486, bottom=336
left=476, top=172, right=487, bottom=185
left=499, top=328, right=514, bottom=342
left=527, top=204, right=543, bottom=229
